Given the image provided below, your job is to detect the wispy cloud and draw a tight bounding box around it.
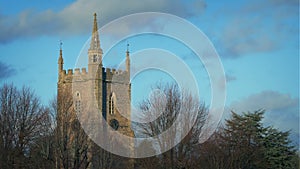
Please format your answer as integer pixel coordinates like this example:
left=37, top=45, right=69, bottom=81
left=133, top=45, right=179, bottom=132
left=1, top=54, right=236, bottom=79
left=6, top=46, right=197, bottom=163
left=229, top=90, right=299, bottom=145
left=213, top=0, right=299, bottom=58
left=225, top=74, right=236, bottom=82
left=0, top=61, right=16, bottom=79
left=230, top=90, right=298, bottom=114
left=0, top=0, right=206, bottom=43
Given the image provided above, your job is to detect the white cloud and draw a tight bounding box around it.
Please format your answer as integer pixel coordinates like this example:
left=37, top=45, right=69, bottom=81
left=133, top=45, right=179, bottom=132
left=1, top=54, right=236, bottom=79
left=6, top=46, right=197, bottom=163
left=0, top=0, right=206, bottom=43
left=231, top=91, right=298, bottom=112
left=229, top=90, right=299, bottom=145
left=212, top=0, right=299, bottom=58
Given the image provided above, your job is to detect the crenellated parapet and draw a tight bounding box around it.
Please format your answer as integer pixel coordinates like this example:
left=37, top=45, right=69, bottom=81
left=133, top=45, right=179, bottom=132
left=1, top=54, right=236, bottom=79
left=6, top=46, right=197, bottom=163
left=74, top=68, right=88, bottom=76
left=105, top=67, right=130, bottom=84
left=59, top=66, right=129, bottom=82
left=59, top=67, right=91, bottom=83
left=58, top=69, right=73, bottom=83
left=60, top=68, right=88, bottom=76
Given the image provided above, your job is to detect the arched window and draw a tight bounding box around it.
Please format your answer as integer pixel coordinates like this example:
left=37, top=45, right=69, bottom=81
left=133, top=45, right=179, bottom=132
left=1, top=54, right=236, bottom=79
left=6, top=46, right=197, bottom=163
left=93, top=55, right=97, bottom=62
left=75, top=91, right=81, bottom=113
left=109, top=93, right=116, bottom=115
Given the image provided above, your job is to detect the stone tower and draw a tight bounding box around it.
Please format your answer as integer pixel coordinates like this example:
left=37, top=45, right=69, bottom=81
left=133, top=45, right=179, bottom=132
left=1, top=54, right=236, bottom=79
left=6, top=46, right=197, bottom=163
left=57, top=13, right=134, bottom=168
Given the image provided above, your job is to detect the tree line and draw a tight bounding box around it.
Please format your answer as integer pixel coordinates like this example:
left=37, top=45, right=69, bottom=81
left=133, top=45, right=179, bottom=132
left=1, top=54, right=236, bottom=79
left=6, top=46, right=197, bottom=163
left=0, top=83, right=298, bottom=169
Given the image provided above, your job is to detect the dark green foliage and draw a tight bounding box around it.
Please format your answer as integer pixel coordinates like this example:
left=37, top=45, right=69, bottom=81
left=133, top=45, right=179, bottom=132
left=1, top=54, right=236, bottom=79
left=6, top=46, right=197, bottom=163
left=263, top=128, right=296, bottom=169
left=199, top=110, right=299, bottom=169
left=221, top=110, right=266, bottom=168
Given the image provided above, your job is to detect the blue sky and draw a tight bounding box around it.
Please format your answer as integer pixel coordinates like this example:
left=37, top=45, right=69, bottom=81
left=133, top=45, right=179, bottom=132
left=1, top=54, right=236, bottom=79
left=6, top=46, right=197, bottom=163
left=0, top=0, right=299, bottom=145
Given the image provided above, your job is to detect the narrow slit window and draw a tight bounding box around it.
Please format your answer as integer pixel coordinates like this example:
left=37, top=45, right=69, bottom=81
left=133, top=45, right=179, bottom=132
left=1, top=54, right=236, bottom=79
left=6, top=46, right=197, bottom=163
left=109, top=93, right=116, bottom=115
left=93, top=55, right=97, bottom=62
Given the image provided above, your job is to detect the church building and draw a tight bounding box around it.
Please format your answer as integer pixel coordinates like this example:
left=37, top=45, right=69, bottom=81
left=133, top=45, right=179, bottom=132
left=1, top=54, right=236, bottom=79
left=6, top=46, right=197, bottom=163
left=56, top=13, right=134, bottom=168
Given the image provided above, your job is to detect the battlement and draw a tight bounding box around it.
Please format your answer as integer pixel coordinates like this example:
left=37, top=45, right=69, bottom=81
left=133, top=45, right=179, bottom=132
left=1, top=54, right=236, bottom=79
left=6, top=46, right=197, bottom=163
left=61, top=68, right=87, bottom=75
left=60, top=66, right=128, bottom=79
left=68, top=69, right=73, bottom=75
left=105, top=67, right=129, bottom=83
left=74, top=68, right=87, bottom=75
left=105, top=67, right=127, bottom=75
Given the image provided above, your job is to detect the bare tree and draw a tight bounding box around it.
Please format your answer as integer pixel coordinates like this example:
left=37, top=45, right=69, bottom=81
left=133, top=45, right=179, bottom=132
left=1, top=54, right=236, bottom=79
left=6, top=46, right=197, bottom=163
left=55, top=86, right=134, bottom=169
left=0, top=83, right=50, bottom=169
left=134, top=140, right=160, bottom=169
left=30, top=106, right=56, bottom=168
left=55, top=90, right=90, bottom=169
left=136, top=83, right=207, bottom=169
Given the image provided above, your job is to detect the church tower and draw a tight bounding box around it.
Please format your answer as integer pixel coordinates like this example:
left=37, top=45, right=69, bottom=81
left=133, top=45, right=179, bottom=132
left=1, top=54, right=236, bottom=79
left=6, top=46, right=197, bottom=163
left=57, top=13, right=134, bottom=169
left=88, top=13, right=103, bottom=75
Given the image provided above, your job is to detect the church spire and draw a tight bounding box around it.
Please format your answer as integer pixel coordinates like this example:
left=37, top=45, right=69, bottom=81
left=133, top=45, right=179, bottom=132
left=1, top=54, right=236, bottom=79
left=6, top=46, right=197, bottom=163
left=88, top=13, right=103, bottom=75
left=93, top=13, right=98, bottom=34
left=58, top=41, right=64, bottom=80
left=89, top=13, right=102, bottom=52
left=126, top=42, right=130, bottom=73
left=58, top=41, right=64, bottom=72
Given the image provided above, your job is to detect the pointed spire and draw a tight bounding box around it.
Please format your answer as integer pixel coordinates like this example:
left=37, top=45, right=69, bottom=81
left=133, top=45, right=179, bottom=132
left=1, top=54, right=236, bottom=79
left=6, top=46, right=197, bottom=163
left=58, top=41, right=64, bottom=81
left=93, top=13, right=98, bottom=34
left=89, top=13, right=102, bottom=52
left=126, top=42, right=130, bottom=56
left=58, top=41, right=64, bottom=71
left=126, top=42, right=130, bottom=73
left=88, top=13, right=103, bottom=74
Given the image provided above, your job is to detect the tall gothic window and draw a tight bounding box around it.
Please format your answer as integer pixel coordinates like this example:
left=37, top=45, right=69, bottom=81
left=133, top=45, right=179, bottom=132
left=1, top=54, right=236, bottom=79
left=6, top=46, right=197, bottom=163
left=75, top=92, right=81, bottom=113
left=93, top=55, right=97, bottom=62
left=109, top=93, right=116, bottom=115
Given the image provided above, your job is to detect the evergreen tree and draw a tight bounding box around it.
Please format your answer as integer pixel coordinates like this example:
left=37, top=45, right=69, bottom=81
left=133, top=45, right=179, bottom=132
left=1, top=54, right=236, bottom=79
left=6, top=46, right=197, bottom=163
left=219, top=110, right=297, bottom=169
left=220, top=110, right=266, bottom=168
left=263, top=128, right=296, bottom=169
